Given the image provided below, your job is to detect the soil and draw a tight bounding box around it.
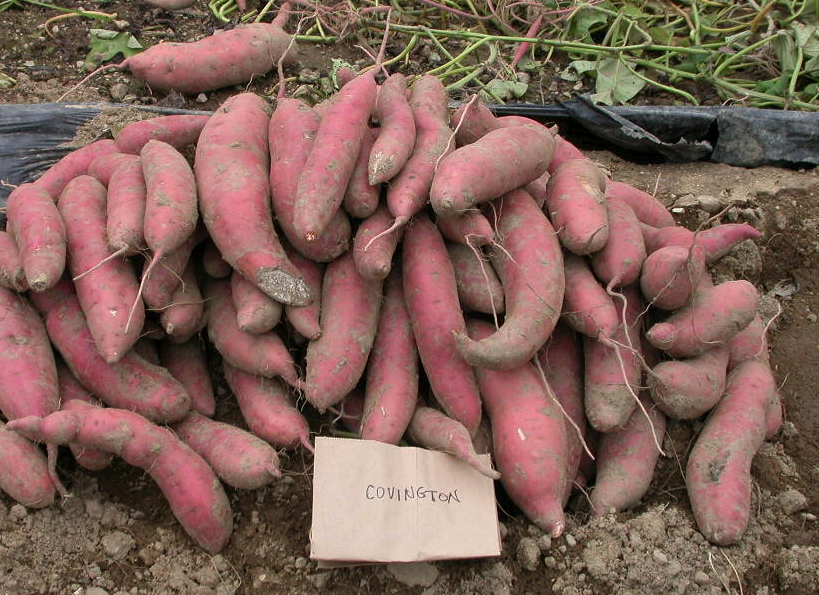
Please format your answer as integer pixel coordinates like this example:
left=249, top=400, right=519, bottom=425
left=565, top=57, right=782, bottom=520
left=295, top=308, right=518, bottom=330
left=2, top=3, right=819, bottom=595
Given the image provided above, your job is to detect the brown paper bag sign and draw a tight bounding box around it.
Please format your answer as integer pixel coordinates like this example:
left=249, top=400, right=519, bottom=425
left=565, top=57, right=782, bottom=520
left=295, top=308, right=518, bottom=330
left=310, top=437, right=501, bottom=564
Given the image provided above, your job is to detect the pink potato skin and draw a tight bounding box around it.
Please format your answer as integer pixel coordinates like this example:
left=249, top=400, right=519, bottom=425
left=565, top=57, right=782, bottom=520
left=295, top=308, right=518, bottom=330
left=6, top=183, right=66, bottom=292
left=173, top=411, right=281, bottom=489
left=605, top=180, right=675, bottom=228
left=0, top=230, right=26, bottom=291
left=0, top=287, right=59, bottom=421
left=204, top=279, right=298, bottom=386
left=106, top=158, right=147, bottom=255
left=360, top=269, right=419, bottom=445
left=161, top=263, right=205, bottom=343
left=640, top=245, right=707, bottom=311
left=547, top=135, right=587, bottom=174
left=645, top=280, right=759, bottom=358
left=686, top=360, right=771, bottom=545
left=727, top=314, right=769, bottom=370
left=202, top=241, right=232, bottom=279
left=402, top=212, right=482, bottom=436
left=158, top=338, right=216, bottom=417
left=454, top=189, right=565, bottom=370
left=304, top=251, right=383, bottom=412
left=294, top=73, right=377, bottom=241
left=269, top=98, right=351, bottom=263
left=59, top=175, right=144, bottom=363
left=583, top=284, right=643, bottom=432
left=430, top=126, right=555, bottom=216
left=590, top=196, right=646, bottom=288
left=369, top=73, right=415, bottom=185
left=407, top=406, right=500, bottom=479
left=447, top=241, right=505, bottom=316
left=10, top=409, right=233, bottom=553
left=282, top=244, right=323, bottom=340
left=33, top=290, right=190, bottom=423
left=353, top=203, right=405, bottom=281
left=116, top=115, right=211, bottom=154
left=142, top=225, right=205, bottom=311
left=338, top=387, right=365, bottom=434
left=196, top=93, right=310, bottom=306
left=58, top=364, right=114, bottom=471
left=544, top=158, right=609, bottom=255
left=343, top=127, right=380, bottom=219
left=33, top=139, right=118, bottom=200
left=0, top=422, right=55, bottom=508
left=537, top=322, right=586, bottom=504
left=231, top=269, right=282, bottom=334
left=125, top=23, right=296, bottom=94
left=87, top=153, right=140, bottom=186
left=468, top=318, right=568, bottom=536
left=641, top=223, right=762, bottom=262
left=648, top=345, right=730, bottom=420
left=435, top=210, right=495, bottom=247
left=223, top=362, right=313, bottom=452
left=591, top=396, right=666, bottom=516
left=561, top=251, right=618, bottom=338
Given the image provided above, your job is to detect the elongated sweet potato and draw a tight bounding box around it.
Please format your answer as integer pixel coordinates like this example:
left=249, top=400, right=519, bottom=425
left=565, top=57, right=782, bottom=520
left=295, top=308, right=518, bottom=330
left=640, top=245, right=707, bottom=311
left=605, top=180, right=675, bottom=228
left=343, top=127, right=380, bottom=219
left=436, top=210, right=495, bottom=247
left=158, top=338, right=215, bottom=417
left=87, top=153, right=139, bottom=186
left=561, top=252, right=618, bottom=338
left=447, top=242, right=505, bottom=316
left=353, top=203, right=404, bottom=281
left=641, top=222, right=762, bottom=262
left=160, top=263, right=205, bottom=343
left=369, top=73, right=415, bottom=185
left=33, top=139, right=118, bottom=200
left=231, top=269, right=282, bottom=334
left=590, top=196, right=646, bottom=288
left=0, top=230, right=26, bottom=291
left=57, top=363, right=113, bottom=471
left=0, top=422, right=55, bottom=508
left=282, top=244, right=323, bottom=340
left=116, top=114, right=211, bottom=154
left=648, top=345, right=730, bottom=419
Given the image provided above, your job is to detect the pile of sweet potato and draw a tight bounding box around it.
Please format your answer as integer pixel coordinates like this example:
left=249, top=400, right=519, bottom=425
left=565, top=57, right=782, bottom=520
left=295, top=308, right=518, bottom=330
left=0, top=69, right=777, bottom=552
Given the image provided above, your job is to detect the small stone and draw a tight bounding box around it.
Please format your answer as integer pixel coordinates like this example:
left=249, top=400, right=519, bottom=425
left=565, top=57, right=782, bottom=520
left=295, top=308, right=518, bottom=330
left=673, top=194, right=698, bottom=208
left=498, top=522, right=508, bottom=540
left=544, top=556, right=557, bottom=569
left=671, top=207, right=685, bottom=214
left=298, top=68, right=320, bottom=84
left=537, top=535, right=552, bottom=552
left=9, top=504, right=27, bottom=521
left=294, top=557, right=308, bottom=569
left=85, top=588, right=110, bottom=595
left=109, top=83, right=129, bottom=102
left=196, top=93, right=208, bottom=103
left=652, top=549, right=668, bottom=564
left=193, top=565, right=220, bottom=587
left=802, top=513, right=816, bottom=522
left=808, top=313, right=817, bottom=323
left=386, top=562, right=439, bottom=587
left=665, top=561, right=682, bottom=576
left=102, top=531, right=134, bottom=560
left=516, top=537, right=540, bottom=571
left=694, top=570, right=710, bottom=584
left=782, top=421, right=798, bottom=437
left=779, top=489, right=808, bottom=515
left=308, top=572, right=330, bottom=589
left=565, top=533, right=577, bottom=547
left=697, top=195, right=724, bottom=214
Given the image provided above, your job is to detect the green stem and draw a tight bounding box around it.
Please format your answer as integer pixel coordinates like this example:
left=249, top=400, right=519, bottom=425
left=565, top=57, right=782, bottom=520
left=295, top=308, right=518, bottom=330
left=426, top=37, right=489, bottom=75
left=622, top=59, right=700, bottom=104
left=254, top=0, right=276, bottom=22
left=712, top=31, right=779, bottom=78
left=421, top=25, right=454, bottom=61
left=788, top=44, right=803, bottom=99
left=20, top=0, right=114, bottom=19
left=710, top=78, right=818, bottom=110
left=382, top=33, right=419, bottom=68
left=445, top=65, right=484, bottom=90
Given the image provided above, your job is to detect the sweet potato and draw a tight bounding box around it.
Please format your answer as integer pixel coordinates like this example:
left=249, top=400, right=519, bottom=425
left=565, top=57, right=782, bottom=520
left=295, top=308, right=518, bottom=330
left=352, top=203, right=404, bottom=281
left=87, top=153, right=139, bottom=186
left=142, top=225, right=205, bottom=311
left=173, top=411, right=281, bottom=489
left=407, top=407, right=500, bottom=479
left=343, top=127, right=380, bottom=219
left=605, top=181, right=675, bottom=228
left=591, top=396, right=666, bottom=516
left=10, top=409, right=233, bottom=552
left=282, top=244, right=323, bottom=340
left=639, top=245, right=707, bottom=311
left=223, top=362, right=313, bottom=451
left=202, top=241, right=232, bottom=279
left=160, top=263, right=205, bottom=343
left=158, top=338, right=215, bottom=417
left=468, top=317, right=567, bottom=536
left=204, top=279, right=298, bottom=386
left=647, top=345, right=729, bottom=420
left=6, top=183, right=66, bottom=292
left=337, top=387, right=365, bottom=434
left=197, top=93, right=310, bottom=305
left=33, top=139, right=118, bottom=200
left=116, top=114, right=211, bottom=154
left=231, top=269, right=282, bottom=334
left=57, top=363, right=114, bottom=471
left=402, top=212, right=481, bottom=435
left=546, top=135, right=587, bottom=174
left=435, top=210, right=495, bottom=247
left=0, top=422, right=55, bottom=508
left=447, top=241, right=505, bottom=316
left=561, top=252, right=618, bottom=338
left=727, top=314, right=769, bottom=370
left=0, top=230, right=26, bottom=291
left=645, top=280, right=759, bottom=357
left=590, top=196, right=646, bottom=288
left=686, top=360, right=771, bottom=545
left=454, top=189, right=564, bottom=370
left=106, top=157, right=147, bottom=257
left=641, top=222, right=762, bottom=262
left=369, top=73, right=415, bottom=185
left=360, top=269, right=418, bottom=444
left=304, top=250, right=383, bottom=412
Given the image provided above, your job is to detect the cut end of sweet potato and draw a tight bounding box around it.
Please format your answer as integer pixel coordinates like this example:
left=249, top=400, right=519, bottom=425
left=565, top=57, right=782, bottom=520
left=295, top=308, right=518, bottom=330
left=256, top=268, right=312, bottom=307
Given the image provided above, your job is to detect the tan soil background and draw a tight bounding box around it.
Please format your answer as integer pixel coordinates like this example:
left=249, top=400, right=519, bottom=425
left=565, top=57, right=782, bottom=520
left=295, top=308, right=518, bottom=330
left=1, top=3, right=818, bottom=595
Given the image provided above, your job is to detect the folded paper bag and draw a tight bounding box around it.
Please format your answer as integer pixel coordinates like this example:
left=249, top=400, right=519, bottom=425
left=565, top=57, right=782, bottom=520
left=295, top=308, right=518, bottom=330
left=310, top=437, right=501, bottom=564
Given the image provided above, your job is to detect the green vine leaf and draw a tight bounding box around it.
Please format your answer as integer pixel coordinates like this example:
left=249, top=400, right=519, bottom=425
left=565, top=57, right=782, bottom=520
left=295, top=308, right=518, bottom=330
left=591, top=57, right=646, bottom=105
left=85, top=29, right=142, bottom=69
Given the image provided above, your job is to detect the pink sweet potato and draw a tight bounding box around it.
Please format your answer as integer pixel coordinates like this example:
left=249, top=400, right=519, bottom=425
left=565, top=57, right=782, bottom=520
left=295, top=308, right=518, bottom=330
left=343, top=127, right=380, bottom=219
left=87, top=153, right=139, bottom=186
left=10, top=409, right=233, bottom=552
left=543, top=158, right=609, bottom=255
left=353, top=203, right=404, bottom=281
left=33, top=139, right=118, bottom=200
left=231, top=268, right=282, bottom=334
left=202, top=240, right=232, bottom=279
left=686, top=360, right=771, bottom=545
left=561, top=252, right=618, bottom=338
left=59, top=175, right=143, bottom=362
left=369, top=73, right=415, bottom=185
left=450, top=100, right=496, bottom=146
left=360, top=269, right=419, bottom=444
left=402, top=212, right=481, bottom=435
left=0, top=230, right=26, bottom=291
left=6, top=183, right=66, bottom=292
left=304, top=250, right=383, bottom=412
left=645, top=280, right=759, bottom=357
left=204, top=279, right=298, bottom=385
left=727, top=314, right=769, bottom=370
left=158, top=338, right=215, bottom=417
left=116, top=114, right=211, bottom=154
left=173, top=411, right=281, bottom=489
left=447, top=241, right=505, bottom=316
left=161, top=263, right=205, bottom=343
left=454, top=189, right=564, bottom=370
left=647, top=345, right=730, bottom=419
left=142, top=224, right=205, bottom=311
left=197, top=94, right=310, bottom=305
left=546, top=135, right=587, bottom=174
left=639, top=245, right=707, bottom=311
left=591, top=396, right=666, bottom=516
left=408, top=406, right=500, bottom=479
left=0, top=422, right=55, bottom=508
left=223, top=362, right=313, bottom=451
left=106, top=157, right=147, bottom=257
left=435, top=209, right=495, bottom=247
left=590, top=196, right=646, bottom=288
left=337, top=387, right=365, bottom=434
left=57, top=364, right=113, bottom=471
left=282, top=244, right=323, bottom=340
left=641, top=222, right=762, bottom=262
left=605, top=180, right=675, bottom=228
left=468, top=317, right=567, bottom=536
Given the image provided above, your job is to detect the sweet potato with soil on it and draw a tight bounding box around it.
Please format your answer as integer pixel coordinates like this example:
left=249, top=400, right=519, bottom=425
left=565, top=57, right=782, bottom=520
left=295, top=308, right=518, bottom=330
left=453, top=189, right=564, bottom=371
left=468, top=317, right=568, bottom=536
left=223, top=362, right=313, bottom=452
left=87, top=153, right=140, bottom=186
left=369, top=73, right=415, bottom=185
left=648, top=345, right=730, bottom=420
left=231, top=269, right=282, bottom=334
left=727, top=314, right=769, bottom=370
left=605, top=180, right=675, bottom=228
left=561, top=252, right=618, bottom=339
left=142, top=225, right=206, bottom=311
left=343, top=127, right=380, bottom=219
left=304, top=250, right=383, bottom=413
left=158, top=338, right=215, bottom=417
left=106, top=157, right=147, bottom=258
left=57, top=363, right=114, bottom=471
left=446, top=242, right=505, bottom=316
left=0, top=230, right=26, bottom=291
left=353, top=203, right=404, bottom=281
left=116, top=115, right=211, bottom=154
left=640, top=222, right=762, bottom=262
left=197, top=93, right=310, bottom=306
left=640, top=245, right=707, bottom=311
left=402, top=212, right=482, bottom=436
left=10, top=409, right=233, bottom=553
left=282, top=244, right=323, bottom=341
left=435, top=210, right=495, bottom=247
left=0, top=422, right=55, bottom=508
left=160, top=263, right=205, bottom=343
left=173, top=411, right=281, bottom=489
left=202, top=241, right=232, bottom=279
left=33, top=139, right=118, bottom=200
left=686, top=360, right=772, bottom=545
left=590, top=196, right=646, bottom=289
